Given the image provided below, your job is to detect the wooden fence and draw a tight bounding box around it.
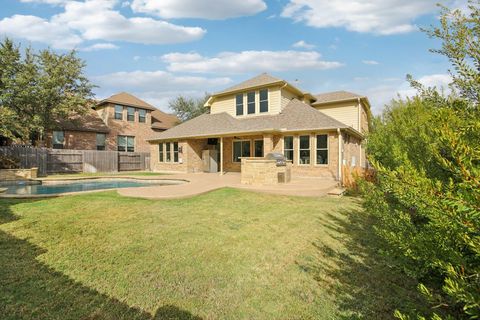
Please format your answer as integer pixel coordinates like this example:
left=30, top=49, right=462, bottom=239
left=0, top=146, right=150, bottom=176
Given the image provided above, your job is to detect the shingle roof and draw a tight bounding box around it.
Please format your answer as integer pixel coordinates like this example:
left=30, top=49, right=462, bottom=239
left=313, top=91, right=364, bottom=104
left=149, top=99, right=348, bottom=141
left=151, top=110, right=179, bottom=130
left=54, top=108, right=110, bottom=133
left=96, top=92, right=157, bottom=111
left=214, top=73, right=284, bottom=95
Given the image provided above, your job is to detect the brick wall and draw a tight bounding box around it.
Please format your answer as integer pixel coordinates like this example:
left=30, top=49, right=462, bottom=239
left=46, top=130, right=98, bottom=150
left=150, top=139, right=208, bottom=173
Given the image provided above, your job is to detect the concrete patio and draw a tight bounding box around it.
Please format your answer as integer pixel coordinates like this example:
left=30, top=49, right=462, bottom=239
left=117, top=172, right=339, bottom=199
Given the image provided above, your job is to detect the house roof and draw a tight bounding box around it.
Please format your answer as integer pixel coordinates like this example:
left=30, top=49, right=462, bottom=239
left=96, top=92, right=157, bottom=111
left=54, top=108, right=110, bottom=133
left=214, top=73, right=284, bottom=95
left=149, top=99, right=350, bottom=141
left=313, top=91, right=365, bottom=105
left=151, top=110, right=179, bottom=130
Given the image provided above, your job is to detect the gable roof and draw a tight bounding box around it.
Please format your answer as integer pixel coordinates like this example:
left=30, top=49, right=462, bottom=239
left=96, top=92, right=157, bottom=111
left=313, top=91, right=364, bottom=105
left=151, top=110, right=179, bottom=130
left=214, top=73, right=284, bottom=95
left=149, top=99, right=350, bottom=141
left=54, top=108, right=110, bottom=133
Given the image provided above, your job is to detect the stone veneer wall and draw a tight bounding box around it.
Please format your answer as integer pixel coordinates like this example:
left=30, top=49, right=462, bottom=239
left=0, top=168, right=38, bottom=181
left=241, top=158, right=292, bottom=185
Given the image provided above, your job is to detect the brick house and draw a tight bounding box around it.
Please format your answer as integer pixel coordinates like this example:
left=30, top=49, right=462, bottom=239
left=148, top=73, right=371, bottom=182
left=48, top=92, right=178, bottom=152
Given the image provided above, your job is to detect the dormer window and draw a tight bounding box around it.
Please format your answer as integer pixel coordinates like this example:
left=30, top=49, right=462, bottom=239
left=259, top=89, right=268, bottom=113
left=247, top=92, right=255, bottom=114
left=236, top=94, right=243, bottom=116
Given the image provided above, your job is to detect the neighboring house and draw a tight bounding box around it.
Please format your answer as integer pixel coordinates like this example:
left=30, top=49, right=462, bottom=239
left=48, top=92, right=178, bottom=152
left=148, top=73, right=371, bottom=181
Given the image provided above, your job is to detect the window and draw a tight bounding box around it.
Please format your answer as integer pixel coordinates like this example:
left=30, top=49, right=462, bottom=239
left=283, top=136, right=293, bottom=162
left=158, top=143, right=164, bottom=162
left=316, top=134, right=328, bottom=165
left=236, top=94, right=244, bottom=116
left=114, top=105, right=123, bottom=120
left=118, top=135, right=134, bottom=152
left=52, top=131, right=64, bottom=149
left=254, top=140, right=264, bottom=157
left=247, top=92, right=255, bottom=114
left=96, top=133, right=106, bottom=151
left=166, top=143, right=171, bottom=162
left=233, top=140, right=250, bottom=162
left=299, top=135, right=310, bottom=164
left=259, top=89, right=268, bottom=113
left=173, top=142, right=179, bottom=162
left=127, top=107, right=135, bottom=122
left=138, top=109, right=146, bottom=123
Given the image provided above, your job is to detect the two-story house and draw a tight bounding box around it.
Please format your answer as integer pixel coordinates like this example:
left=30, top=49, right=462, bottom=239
left=48, top=92, right=178, bottom=152
left=148, top=73, right=371, bottom=181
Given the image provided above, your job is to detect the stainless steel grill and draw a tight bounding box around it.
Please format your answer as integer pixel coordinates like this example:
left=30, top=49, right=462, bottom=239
left=265, top=152, right=287, bottom=167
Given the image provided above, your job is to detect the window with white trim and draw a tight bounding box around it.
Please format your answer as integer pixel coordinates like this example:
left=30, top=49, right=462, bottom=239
left=247, top=92, right=255, bottom=114
left=114, top=105, right=123, bottom=120
left=166, top=143, right=171, bottom=162
left=299, top=135, right=310, bottom=164
left=259, top=89, right=268, bottom=113
left=96, top=133, right=106, bottom=151
left=236, top=94, right=243, bottom=116
left=118, top=135, right=134, bottom=152
left=233, top=140, right=250, bottom=162
left=127, top=107, right=135, bottom=122
left=173, top=142, right=179, bottom=162
left=316, top=134, right=328, bottom=165
left=159, top=143, right=164, bottom=162
left=283, top=136, right=293, bottom=162
left=52, top=131, right=64, bottom=149
left=138, top=109, right=146, bottom=123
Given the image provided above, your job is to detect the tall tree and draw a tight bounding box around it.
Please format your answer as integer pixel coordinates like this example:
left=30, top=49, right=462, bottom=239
left=168, top=93, right=209, bottom=122
left=0, top=38, right=94, bottom=144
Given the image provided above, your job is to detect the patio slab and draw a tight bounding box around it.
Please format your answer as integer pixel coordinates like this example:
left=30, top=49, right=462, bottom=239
left=117, top=172, right=339, bottom=199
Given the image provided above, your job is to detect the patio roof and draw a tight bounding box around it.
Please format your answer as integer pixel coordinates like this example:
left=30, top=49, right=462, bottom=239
left=148, top=99, right=352, bottom=141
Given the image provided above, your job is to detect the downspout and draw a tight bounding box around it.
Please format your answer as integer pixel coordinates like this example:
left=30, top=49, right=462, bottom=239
left=337, top=128, right=342, bottom=184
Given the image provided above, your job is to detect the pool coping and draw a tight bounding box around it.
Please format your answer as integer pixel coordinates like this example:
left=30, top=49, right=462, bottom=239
left=0, top=177, right=190, bottom=199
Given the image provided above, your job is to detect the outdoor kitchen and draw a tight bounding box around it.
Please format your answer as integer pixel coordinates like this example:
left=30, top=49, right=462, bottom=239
left=240, top=153, right=292, bottom=185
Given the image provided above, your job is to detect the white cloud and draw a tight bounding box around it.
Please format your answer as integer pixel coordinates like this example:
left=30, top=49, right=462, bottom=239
left=94, top=71, right=233, bottom=112
left=130, top=0, right=267, bottom=19
left=162, top=50, right=344, bottom=74
left=0, top=15, right=82, bottom=49
left=281, top=0, right=459, bottom=35
left=0, top=0, right=205, bottom=49
left=362, top=60, right=379, bottom=65
left=397, top=74, right=452, bottom=98
left=80, top=43, right=119, bottom=51
left=292, top=40, right=315, bottom=49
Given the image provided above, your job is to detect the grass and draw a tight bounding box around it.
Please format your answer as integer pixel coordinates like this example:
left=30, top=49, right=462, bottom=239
left=0, top=189, right=426, bottom=319
left=44, top=171, right=167, bottom=179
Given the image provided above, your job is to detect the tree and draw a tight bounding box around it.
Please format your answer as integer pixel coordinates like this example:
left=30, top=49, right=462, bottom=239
left=361, top=2, right=480, bottom=319
left=0, top=38, right=94, bottom=144
left=168, top=93, right=209, bottom=122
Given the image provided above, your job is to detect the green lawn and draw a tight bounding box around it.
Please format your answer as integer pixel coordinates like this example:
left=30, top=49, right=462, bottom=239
left=0, top=189, right=425, bottom=319
left=44, top=171, right=167, bottom=179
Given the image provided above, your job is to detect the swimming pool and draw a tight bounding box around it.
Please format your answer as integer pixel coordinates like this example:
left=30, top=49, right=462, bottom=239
left=1, top=179, right=182, bottom=196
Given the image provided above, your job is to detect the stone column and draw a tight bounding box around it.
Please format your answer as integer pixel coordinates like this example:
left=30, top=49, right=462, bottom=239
left=263, top=134, right=273, bottom=155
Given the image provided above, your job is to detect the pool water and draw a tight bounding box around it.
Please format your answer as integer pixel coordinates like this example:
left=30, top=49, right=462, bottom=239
left=3, top=180, right=167, bottom=195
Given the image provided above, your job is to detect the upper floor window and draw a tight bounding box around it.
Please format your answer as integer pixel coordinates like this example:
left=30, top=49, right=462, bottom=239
left=259, top=89, right=268, bottom=113
left=299, top=135, right=310, bottom=165
left=316, top=134, right=328, bottom=165
left=236, top=94, right=244, bottom=116
left=138, top=109, right=146, bottom=123
left=284, top=136, right=293, bottom=162
left=114, top=105, right=123, bottom=120
left=247, top=92, right=255, bottom=114
left=127, top=107, right=135, bottom=122
left=96, top=133, right=106, bottom=151
left=52, top=131, right=64, bottom=149
left=118, top=135, right=134, bottom=152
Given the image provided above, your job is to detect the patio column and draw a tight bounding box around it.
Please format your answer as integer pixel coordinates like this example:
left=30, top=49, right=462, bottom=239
left=220, top=137, right=224, bottom=175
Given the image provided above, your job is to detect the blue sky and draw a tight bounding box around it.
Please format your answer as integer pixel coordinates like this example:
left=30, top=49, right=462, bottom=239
left=0, top=0, right=465, bottom=113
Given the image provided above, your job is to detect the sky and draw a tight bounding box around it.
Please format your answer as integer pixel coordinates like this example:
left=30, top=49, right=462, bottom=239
left=0, top=0, right=467, bottom=114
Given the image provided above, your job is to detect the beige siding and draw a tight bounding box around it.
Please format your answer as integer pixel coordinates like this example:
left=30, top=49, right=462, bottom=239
left=314, top=101, right=359, bottom=130
left=281, top=88, right=299, bottom=109
left=268, top=86, right=282, bottom=114
left=209, top=95, right=235, bottom=115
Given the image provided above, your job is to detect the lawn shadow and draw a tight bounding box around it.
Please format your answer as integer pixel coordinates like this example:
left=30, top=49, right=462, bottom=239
left=298, top=198, right=427, bottom=319
left=0, top=198, right=202, bottom=320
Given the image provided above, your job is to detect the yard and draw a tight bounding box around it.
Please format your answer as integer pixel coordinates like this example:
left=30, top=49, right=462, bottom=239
left=0, top=189, right=425, bottom=319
